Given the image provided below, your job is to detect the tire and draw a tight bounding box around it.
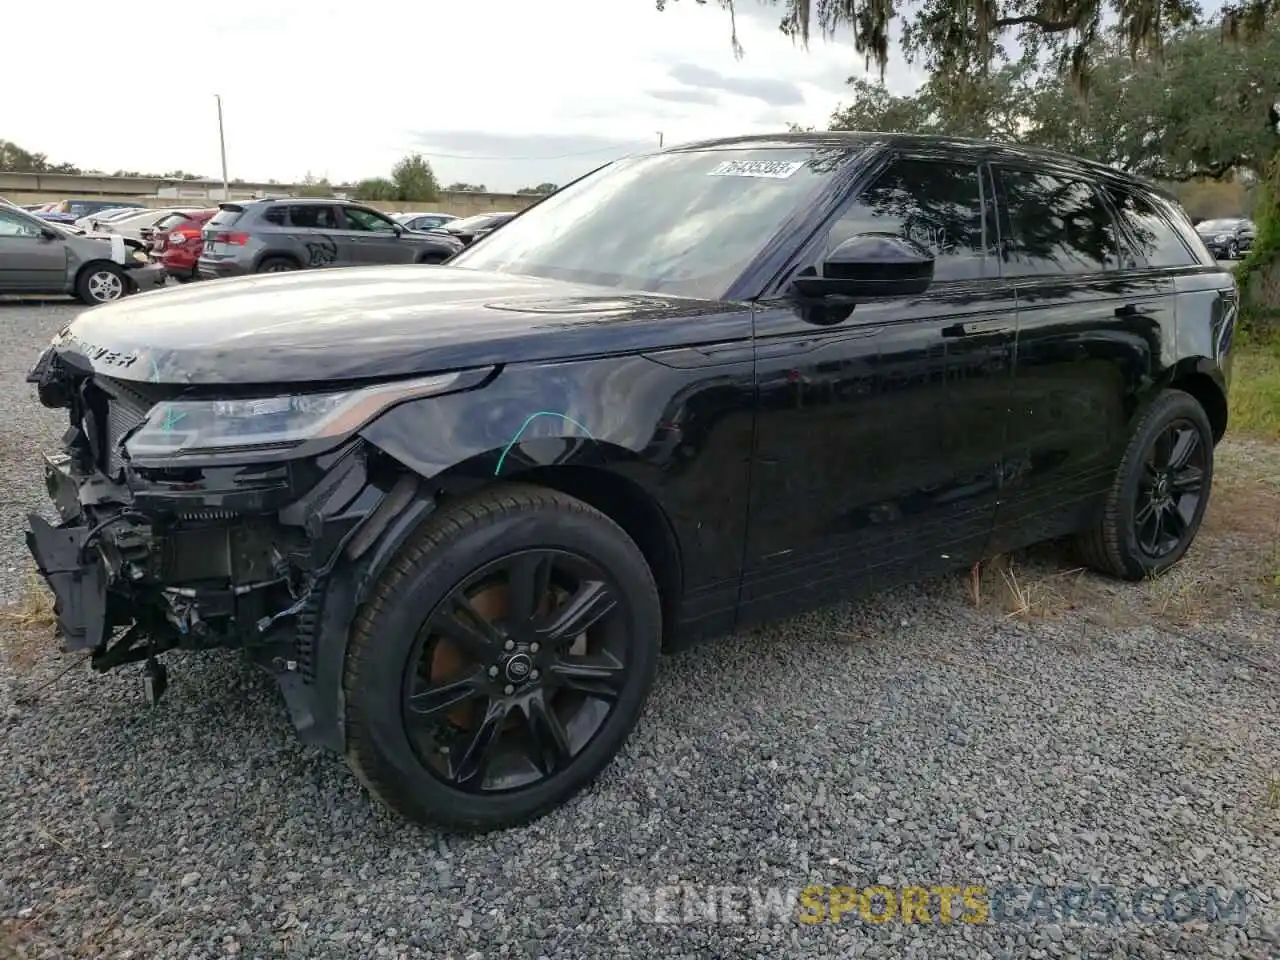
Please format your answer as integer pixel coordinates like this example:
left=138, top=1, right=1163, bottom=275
left=256, top=256, right=299, bottom=274
left=1073, top=389, right=1214, bottom=580
left=74, top=263, right=127, bottom=304
left=417, top=252, right=449, bottom=265
left=343, top=483, right=661, bottom=831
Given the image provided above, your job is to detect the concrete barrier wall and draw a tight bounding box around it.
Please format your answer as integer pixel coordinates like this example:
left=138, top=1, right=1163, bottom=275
left=0, top=171, right=542, bottom=218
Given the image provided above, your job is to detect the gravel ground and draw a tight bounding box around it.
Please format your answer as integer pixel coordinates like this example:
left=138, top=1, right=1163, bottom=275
left=1, top=296, right=1278, bottom=960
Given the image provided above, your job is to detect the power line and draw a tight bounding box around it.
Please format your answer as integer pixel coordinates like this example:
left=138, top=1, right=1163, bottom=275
left=411, top=140, right=655, bottom=161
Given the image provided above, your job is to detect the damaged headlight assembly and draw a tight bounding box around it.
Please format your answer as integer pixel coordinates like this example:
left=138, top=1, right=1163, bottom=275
left=123, top=371, right=468, bottom=458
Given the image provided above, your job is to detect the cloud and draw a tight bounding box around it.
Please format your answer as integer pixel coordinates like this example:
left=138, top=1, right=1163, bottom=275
left=666, top=63, right=807, bottom=106
left=648, top=88, right=723, bottom=106
left=1, top=0, right=926, bottom=192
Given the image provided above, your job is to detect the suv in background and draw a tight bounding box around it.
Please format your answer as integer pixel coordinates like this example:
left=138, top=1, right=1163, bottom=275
left=197, top=198, right=464, bottom=279
left=1194, top=217, right=1256, bottom=259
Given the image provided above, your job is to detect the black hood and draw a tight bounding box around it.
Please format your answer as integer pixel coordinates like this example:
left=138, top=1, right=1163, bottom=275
left=52, top=265, right=740, bottom=386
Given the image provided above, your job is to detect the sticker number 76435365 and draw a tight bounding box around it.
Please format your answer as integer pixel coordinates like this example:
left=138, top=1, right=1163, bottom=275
left=706, top=159, right=806, bottom=179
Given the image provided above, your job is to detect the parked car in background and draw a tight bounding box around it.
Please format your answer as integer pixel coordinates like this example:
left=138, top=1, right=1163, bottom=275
left=89, top=207, right=199, bottom=242
left=21, top=132, right=1235, bottom=832
left=1194, top=217, right=1255, bottom=259
left=393, top=211, right=459, bottom=232
left=74, top=206, right=152, bottom=232
left=38, top=199, right=145, bottom=224
left=150, top=208, right=217, bottom=281
left=197, top=198, right=464, bottom=279
left=0, top=200, right=165, bottom=302
left=437, top=211, right=517, bottom=246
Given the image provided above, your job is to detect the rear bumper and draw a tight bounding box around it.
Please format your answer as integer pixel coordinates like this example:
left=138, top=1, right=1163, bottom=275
left=197, top=258, right=250, bottom=280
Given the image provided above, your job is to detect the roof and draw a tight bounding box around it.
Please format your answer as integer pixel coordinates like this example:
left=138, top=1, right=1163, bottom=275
left=660, top=131, right=1173, bottom=200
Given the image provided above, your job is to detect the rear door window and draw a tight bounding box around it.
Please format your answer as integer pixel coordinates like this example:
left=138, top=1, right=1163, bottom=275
left=262, top=207, right=287, bottom=226
left=286, top=205, right=338, bottom=229
left=995, top=167, right=1121, bottom=276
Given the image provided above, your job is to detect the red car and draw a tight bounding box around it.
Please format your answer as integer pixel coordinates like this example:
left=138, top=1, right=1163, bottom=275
left=150, top=208, right=218, bottom=282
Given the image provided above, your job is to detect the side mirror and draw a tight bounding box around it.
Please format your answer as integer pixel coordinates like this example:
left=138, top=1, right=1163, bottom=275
left=39, top=228, right=60, bottom=241
left=791, top=233, right=935, bottom=300
left=392, top=223, right=404, bottom=236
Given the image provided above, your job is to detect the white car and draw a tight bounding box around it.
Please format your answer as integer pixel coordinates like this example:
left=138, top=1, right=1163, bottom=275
left=72, top=207, right=142, bottom=231
left=83, top=207, right=199, bottom=241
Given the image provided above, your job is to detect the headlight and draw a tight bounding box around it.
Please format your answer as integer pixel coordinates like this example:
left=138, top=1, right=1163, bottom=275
left=1214, top=234, right=1229, bottom=242
left=123, top=371, right=466, bottom=458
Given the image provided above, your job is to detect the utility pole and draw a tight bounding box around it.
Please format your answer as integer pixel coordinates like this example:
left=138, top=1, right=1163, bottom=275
left=657, top=131, right=664, bottom=148
left=215, top=94, right=229, bottom=200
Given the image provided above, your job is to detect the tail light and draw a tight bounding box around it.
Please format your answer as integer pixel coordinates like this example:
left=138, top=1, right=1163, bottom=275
left=169, top=228, right=202, bottom=246
left=212, top=231, right=249, bottom=245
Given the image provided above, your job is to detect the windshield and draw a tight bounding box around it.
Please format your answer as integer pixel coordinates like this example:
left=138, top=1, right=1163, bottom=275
left=450, top=146, right=864, bottom=298
left=1198, top=219, right=1238, bottom=231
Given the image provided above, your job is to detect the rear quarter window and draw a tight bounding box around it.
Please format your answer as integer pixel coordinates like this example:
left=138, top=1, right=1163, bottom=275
left=1104, top=188, right=1199, bottom=268
left=207, top=208, right=244, bottom=229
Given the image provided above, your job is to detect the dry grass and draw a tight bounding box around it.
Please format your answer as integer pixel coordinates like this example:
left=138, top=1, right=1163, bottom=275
left=0, top=571, right=58, bottom=674
left=965, top=440, right=1280, bottom=630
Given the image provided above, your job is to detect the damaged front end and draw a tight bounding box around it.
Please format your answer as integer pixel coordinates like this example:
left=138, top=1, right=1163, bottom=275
left=23, top=341, right=481, bottom=747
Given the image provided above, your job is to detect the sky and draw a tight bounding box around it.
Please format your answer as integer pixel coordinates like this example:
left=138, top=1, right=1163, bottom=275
left=3, top=0, right=926, bottom=193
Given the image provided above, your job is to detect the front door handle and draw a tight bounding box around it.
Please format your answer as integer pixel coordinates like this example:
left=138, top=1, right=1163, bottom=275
left=941, top=319, right=1012, bottom=338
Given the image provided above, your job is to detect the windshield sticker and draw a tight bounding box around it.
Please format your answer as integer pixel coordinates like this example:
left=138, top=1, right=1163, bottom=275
left=707, top=159, right=805, bottom=180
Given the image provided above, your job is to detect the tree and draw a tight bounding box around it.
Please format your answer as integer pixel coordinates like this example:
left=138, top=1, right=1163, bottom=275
left=445, top=182, right=488, bottom=193
left=297, top=172, right=333, bottom=197
left=656, top=0, right=1275, bottom=87
left=0, top=139, right=81, bottom=175
left=516, top=182, right=559, bottom=195
left=391, top=153, right=440, bottom=202
left=354, top=177, right=397, bottom=201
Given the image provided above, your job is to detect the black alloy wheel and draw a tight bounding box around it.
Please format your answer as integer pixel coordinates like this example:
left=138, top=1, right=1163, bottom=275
left=404, top=549, right=629, bottom=792
left=1075, top=388, right=1215, bottom=580
left=1133, top=419, right=1208, bottom=560
left=343, top=484, right=661, bottom=830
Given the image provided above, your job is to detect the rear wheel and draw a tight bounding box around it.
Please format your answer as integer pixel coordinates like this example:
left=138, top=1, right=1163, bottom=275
left=417, top=251, right=449, bottom=265
left=256, top=256, right=299, bottom=273
left=1227, top=240, right=1240, bottom=259
left=343, top=484, right=661, bottom=831
left=1074, top=389, right=1214, bottom=580
left=74, top=263, right=127, bottom=304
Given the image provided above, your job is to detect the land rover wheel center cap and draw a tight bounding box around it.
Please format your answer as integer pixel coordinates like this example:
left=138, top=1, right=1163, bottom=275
left=504, top=653, right=533, bottom=683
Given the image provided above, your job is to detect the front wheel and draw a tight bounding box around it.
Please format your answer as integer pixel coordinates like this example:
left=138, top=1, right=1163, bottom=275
left=1074, top=389, right=1214, bottom=580
left=343, top=483, right=661, bottom=831
left=1227, top=240, right=1240, bottom=259
left=74, top=263, right=127, bottom=304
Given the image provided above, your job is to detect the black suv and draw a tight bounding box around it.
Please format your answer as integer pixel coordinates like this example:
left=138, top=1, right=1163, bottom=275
left=1194, top=217, right=1256, bottom=260
left=26, top=133, right=1235, bottom=832
left=197, top=197, right=463, bottom=278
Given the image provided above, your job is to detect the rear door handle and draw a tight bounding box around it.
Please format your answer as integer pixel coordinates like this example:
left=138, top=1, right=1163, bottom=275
left=941, top=319, right=1012, bottom=338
